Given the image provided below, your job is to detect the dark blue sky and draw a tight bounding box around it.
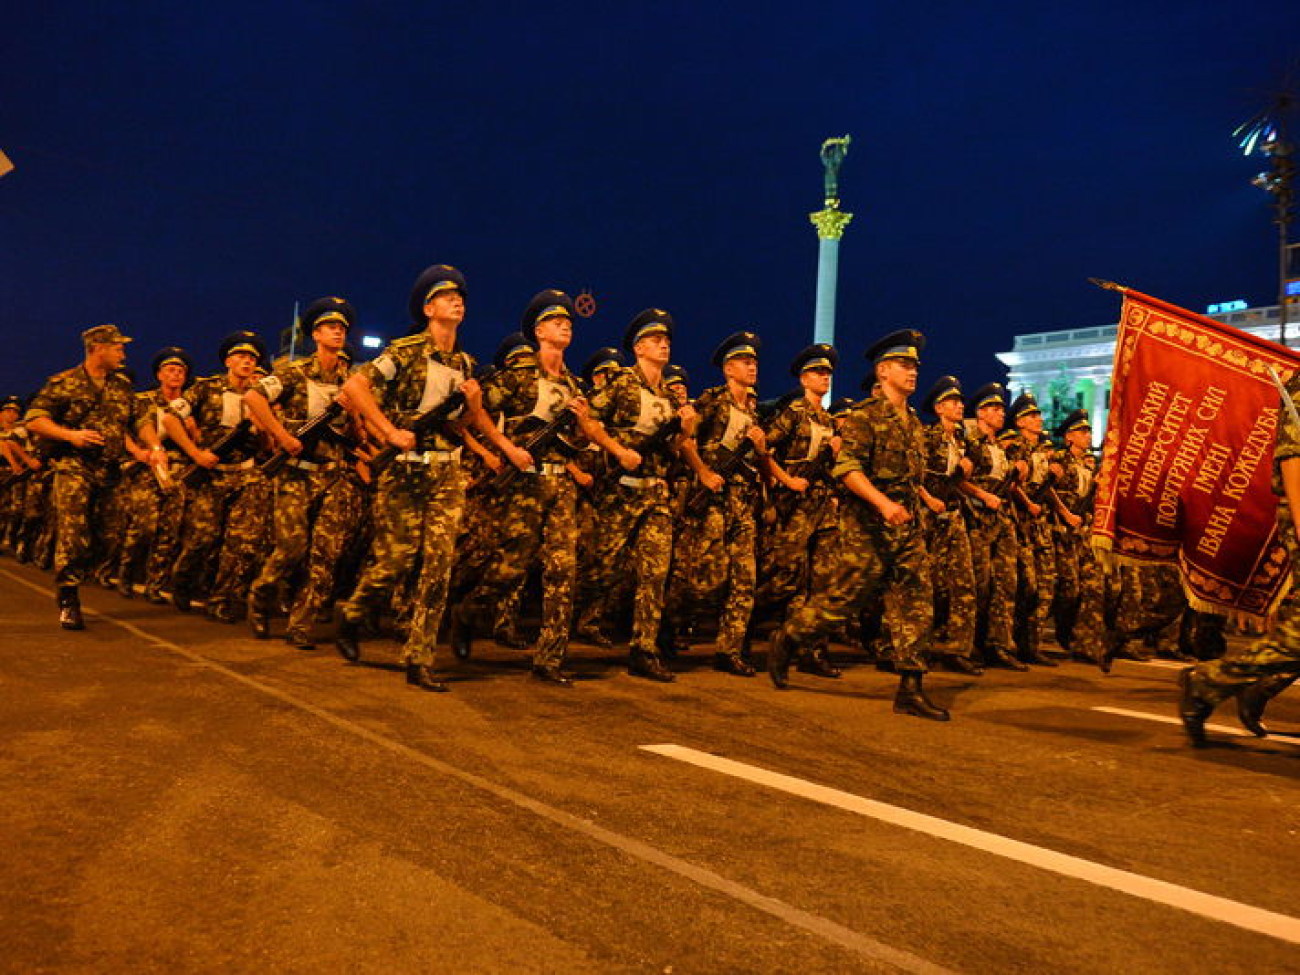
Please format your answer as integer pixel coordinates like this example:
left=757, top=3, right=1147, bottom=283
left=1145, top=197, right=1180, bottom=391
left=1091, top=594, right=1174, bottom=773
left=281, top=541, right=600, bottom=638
left=2, top=2, right=1297, bottom=398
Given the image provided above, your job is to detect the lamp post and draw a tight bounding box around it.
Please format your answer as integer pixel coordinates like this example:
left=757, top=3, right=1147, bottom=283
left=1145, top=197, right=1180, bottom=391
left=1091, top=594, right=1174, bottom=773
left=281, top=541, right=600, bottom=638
left=1236, top=90, right=1296, bottom=346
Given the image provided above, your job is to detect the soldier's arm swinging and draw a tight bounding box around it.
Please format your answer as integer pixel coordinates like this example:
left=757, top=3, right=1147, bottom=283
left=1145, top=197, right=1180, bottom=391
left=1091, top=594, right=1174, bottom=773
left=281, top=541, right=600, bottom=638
left=26, top=416, right=103, bottom=450
left=841, top=470, right=911, bottom=526
left=244, top=387, right=301, bottom=456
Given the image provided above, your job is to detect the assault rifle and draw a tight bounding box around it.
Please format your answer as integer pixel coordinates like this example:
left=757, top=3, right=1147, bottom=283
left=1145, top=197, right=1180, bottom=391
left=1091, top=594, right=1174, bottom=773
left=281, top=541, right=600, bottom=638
left=260, top=401, right=345, bottom=478
left=367, top=366, right=496, bottom=477
left=627, top=415, right=682, bottom=471
left=491, top=405, right=582, bottom=491
left=684, top=437, right=757, bottom=517
left=178, top=418, right=253, bottom=488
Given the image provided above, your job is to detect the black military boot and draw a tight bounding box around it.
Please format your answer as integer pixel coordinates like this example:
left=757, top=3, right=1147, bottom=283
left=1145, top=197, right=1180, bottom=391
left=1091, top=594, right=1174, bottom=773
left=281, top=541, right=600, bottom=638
left=248, top=596, right=272, bottom=640
left=531, top=663, right=575, bottom=687
left=1177, top=666, right=1214, bottom=747
left=449, top=605, right=474, bottom=661
left=943, top=654, right=984, bottom=676
left=767, top=627, right=793, bottom=689
left=629, top=648, right=675, bottom=683
left=893, top=672, right=950, bottom=721
left=986, top=648, right=1029, bottom=672
left=714, top=652, right=756, bottom=677
left=405, top=662, right=449, bottom=692
left=797, top=639, right=843, bottom=679
left=1237, top=674, right=1296, bottom=738
left=334, top=607, right=363, bottom=663
left=57, top=586, right=85, bottom=631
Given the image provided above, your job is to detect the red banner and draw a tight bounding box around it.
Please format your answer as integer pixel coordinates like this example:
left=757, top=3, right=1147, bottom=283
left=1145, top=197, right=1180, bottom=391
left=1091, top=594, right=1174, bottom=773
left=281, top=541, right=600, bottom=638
left=1093, top=289, right=1300, bottom=615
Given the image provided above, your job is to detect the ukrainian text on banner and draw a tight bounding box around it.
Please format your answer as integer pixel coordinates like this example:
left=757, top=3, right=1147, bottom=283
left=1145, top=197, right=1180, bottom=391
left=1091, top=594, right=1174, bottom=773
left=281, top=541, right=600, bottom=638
left=1093, top=288, right=1300, bottom=615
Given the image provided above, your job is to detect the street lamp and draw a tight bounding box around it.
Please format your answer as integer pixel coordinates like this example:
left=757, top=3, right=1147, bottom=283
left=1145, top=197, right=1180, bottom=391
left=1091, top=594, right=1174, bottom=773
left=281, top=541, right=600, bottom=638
left=1235, top=88, right=1297, bottom=346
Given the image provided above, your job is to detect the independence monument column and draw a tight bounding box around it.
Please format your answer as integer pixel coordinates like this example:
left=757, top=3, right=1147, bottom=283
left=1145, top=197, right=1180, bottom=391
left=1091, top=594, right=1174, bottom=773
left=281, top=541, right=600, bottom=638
left=810, top=136, right=853, bottom=380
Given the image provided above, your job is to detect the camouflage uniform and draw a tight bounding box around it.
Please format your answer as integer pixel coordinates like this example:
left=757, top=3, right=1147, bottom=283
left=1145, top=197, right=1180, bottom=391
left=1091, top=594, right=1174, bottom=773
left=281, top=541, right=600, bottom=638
left=1011, top=432, right=1060, bottom=660
left=965, top=425, right=1019, bottom=660
left=664, top=384, right=760, bottom=663
left=781, top=392, right=932, bottom=671
left=114, top=388, right=186, bottom=595
left=921, top=420, right=978, bottom=659
left=247, top=355, right=364, bottom=641
left=168, top=374, right=269, bottom=615
left=338, top=333, right=474, bottom=667
left=24, top=365, right=144, bottom=587
left=454, top=360, right=582, bottom=670
left=580, top=365, right=680, bottom=657
left=1051, top=444, right=1104, bottom=660
left=755, top=394, right=839, bottom=622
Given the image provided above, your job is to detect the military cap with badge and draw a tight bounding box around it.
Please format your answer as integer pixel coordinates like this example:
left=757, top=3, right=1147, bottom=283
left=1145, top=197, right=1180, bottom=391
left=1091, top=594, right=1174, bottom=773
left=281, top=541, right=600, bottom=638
left=711, top=330, right=761, bottom=367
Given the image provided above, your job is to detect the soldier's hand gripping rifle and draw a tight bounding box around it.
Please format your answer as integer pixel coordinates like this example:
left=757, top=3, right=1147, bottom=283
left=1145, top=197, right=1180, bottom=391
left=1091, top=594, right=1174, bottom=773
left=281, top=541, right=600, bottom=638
left=178, top=418, right=253, bottom=489
left=684, top=437, right=757, bottom=517
left=491, top=404, right=583, bottom=491
left=627, top=415, right=683, bottom=471
left=367, top=369, right=496, bottom=478
left=259, top=401, right=346, bottom=478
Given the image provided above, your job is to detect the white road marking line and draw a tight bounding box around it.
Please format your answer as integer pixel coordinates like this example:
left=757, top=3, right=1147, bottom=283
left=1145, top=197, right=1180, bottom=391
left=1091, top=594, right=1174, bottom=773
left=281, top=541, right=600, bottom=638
left=640, top=743, right=1300, bottom=946
left=1092, top=706, right=1300, bottom=745
left=0, top=570, right=950, bottom=975
left=1126, top=659, right=1186, bottom=670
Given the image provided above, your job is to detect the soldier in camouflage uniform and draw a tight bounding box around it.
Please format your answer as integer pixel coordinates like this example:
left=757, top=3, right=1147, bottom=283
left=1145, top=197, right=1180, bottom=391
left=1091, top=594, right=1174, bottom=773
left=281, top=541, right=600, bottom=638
left=571, top=345, right=629, bottom=648
left=916, top=376, right=983, bottom=674
left=164, top=330, right=271, bottom=622
left=753, top=343, right=843, bottom=678
left=1007, top=392, right=1061, bottom=667
left=113, top=347, right=191, bottom=601
left=959, top=383, right=1029, bottom=671
left=245, top=297, right=364, bottom=648
left=769, top=330, right=948, bottom=719
left=580, top=309, right=700, bottom=682
left=662, top=331, right=768, bottom=677
left=334, top=265, right=490, bottom=692
left=24, top=324, right=161, bottom=628
left=449, top=290, right=634, bottom=686
left=1047, top=409, right=1105, bottom=665
left=1179, top=373, right=1300, bottom=745
left=0, top=396, right=37, bottom=555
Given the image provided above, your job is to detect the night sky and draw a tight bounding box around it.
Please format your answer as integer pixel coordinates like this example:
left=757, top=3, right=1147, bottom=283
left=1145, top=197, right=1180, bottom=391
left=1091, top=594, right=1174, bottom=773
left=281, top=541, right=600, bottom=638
left=3, top=2, right=1298, bottom=401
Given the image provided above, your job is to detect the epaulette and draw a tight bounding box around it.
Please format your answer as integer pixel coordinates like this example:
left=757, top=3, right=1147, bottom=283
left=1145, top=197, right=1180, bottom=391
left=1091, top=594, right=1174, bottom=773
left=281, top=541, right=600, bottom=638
left=388, top=333, right=426, bottom=350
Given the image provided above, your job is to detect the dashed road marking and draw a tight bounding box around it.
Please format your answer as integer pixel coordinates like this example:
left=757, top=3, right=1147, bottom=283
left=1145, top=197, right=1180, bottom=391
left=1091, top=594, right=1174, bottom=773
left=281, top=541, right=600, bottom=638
left=640, top=743, right=1300, bottom=946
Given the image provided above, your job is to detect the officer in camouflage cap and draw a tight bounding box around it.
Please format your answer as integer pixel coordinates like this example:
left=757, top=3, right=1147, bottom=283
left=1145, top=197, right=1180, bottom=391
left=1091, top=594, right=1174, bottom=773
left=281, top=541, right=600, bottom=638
left=25, top=324, right=160, bottom=628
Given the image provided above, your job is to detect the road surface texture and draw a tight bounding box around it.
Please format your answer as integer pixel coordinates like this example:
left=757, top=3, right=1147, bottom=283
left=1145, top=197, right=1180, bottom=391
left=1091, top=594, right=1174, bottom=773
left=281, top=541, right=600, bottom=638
left=2, top=561, right=1297, bottom=974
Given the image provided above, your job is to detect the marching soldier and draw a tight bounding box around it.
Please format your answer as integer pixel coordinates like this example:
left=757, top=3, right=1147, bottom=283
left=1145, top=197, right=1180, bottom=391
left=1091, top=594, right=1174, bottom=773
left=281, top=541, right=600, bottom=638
left=581, top=308, right=697, bottom=682
left=960, top=383, right=1028, bottom=671
left=114, top=347, right=193, bottom=600
left=768, top=329, right=948, bottom=719
left=1007, top=392, right=1060, bottom=666
left=1179, top=372, right=1300, bottom=745
left=333, top=264, right=489, bottom=691
left=917, top=376, right=983, bottom=674
left=164, top=330, right=271, bottom=622
left=245, top=296, right=364, bottom=647
left=754, top=343, right=842, bottom=678
left=449, top=289, right=633, bottom=685
left=1048, top=409, right=1105, bottom=664
left=23, top=325, right=160, bottom=628
left=662, top=331, right=767, bottom=676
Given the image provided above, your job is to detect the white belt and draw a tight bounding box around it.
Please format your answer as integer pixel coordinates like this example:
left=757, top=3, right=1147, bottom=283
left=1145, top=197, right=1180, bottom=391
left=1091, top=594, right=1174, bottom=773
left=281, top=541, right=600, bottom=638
left=618, top=475, right=666, bottom=489
left=527, top=462, right=569, bottom=476
left=214, top=459, right=256, bottom=472
left=397, top=449, right=460, bottom=465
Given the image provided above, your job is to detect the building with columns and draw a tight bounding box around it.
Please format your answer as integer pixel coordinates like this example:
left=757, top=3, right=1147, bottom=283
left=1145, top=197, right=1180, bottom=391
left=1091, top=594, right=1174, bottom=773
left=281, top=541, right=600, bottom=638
left=996, top=302, right=1289, bottom=446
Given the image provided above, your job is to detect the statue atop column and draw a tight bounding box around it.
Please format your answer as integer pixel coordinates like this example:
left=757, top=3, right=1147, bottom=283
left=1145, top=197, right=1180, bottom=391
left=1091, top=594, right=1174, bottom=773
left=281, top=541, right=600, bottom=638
left=820, top=135, right=851, bottom=207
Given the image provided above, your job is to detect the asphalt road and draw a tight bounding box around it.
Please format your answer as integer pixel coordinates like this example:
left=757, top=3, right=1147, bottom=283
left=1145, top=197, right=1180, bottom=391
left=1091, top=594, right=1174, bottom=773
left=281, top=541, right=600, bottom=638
left=2, top=560, right=1298, bottom=974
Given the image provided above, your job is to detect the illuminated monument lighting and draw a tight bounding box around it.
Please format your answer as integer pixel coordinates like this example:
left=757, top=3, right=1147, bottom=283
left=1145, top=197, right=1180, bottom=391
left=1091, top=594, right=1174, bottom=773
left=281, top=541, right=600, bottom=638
left=810, top=135, right=853, bottom=396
